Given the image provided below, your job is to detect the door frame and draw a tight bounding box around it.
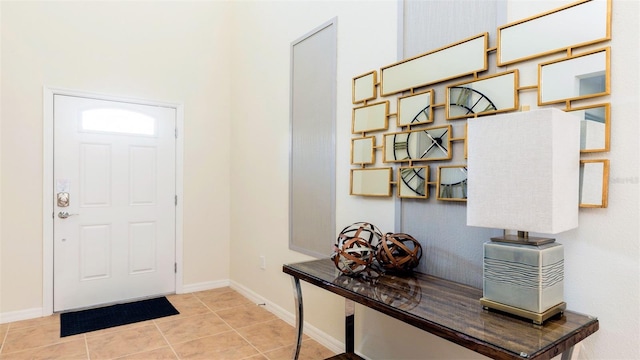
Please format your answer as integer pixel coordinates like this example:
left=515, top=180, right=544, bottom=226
left=42, top=87, right=184, bottom=316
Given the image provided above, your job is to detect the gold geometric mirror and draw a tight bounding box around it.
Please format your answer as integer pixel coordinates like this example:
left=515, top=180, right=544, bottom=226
left=446, top=70, right=519, bottom=120
left=397, top=90, right=434, bottom=127
left=567, top=103, right=610, bottom=153
left=352, top=101, right=389, bottom=134
left=351, top=137, right=376, bottom=165
left=579, top=159, right=609, bottom=208
left=383, top=125, right=453, bottom=163
left=398, top=166, right=429, bottom=199
left=436, top=165, right=467, bottom=201
left=353, top=70, right=377, bottom=104
left=381, top=33, right=488, bottom=96
left=350, top=168, right=392, bottom=197
left=498, top=0, right=611, bottom=66
left=538, top=47, right=610, bottom=105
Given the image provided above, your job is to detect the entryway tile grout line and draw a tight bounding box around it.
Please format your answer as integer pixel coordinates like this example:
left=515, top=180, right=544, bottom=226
left=153, top=321, right=180, bottom=360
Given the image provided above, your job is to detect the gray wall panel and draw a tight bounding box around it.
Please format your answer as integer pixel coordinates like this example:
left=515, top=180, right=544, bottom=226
left=400, top=1, right=506, bottom=287
left=289, top=19, right=337, bottom=258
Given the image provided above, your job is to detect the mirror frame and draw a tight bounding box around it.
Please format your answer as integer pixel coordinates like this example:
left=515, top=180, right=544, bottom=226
left=397, top=89, right=434, bottom=127
left=538, top=47, right=610, bottom=106
left=498, top=0, right=611, bottom=66
left=383, top=125, right=453, bottom=163
left=351, top=136, right=376, bottom=165
left=436, top=165, right=468, bottom=202
left=398, top=166, right=429, bottom=199
left=352, top=100, right=389, bottom=134
left=380, top=33, right=488, bottom=96
left=579, top=159, right=609, bottom=208
left=567, top=103, right=610, bottom=153
left=445, top=70, right=519, bottom=120
left=353, top=70, right=378, bottom=104
left=350, top=168, right=392, bottom=197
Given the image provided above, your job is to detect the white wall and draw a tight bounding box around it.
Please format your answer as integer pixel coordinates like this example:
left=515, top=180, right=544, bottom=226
left=228, top=0, right=399, bottom=344
left=504, top=2, right=639, bottom=357
left=0, top=1, right=233, bottom=314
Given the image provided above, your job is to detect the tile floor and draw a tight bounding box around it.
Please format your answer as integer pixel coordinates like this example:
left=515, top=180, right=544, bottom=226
left=0, top=287, right=336, bottom=360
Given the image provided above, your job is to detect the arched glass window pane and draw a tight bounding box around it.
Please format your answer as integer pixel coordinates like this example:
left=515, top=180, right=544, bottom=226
left=81, top=109, right=156, bottom=136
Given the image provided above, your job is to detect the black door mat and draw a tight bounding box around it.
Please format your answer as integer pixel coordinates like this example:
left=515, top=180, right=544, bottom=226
left=60, top=296, right=179, bottom=337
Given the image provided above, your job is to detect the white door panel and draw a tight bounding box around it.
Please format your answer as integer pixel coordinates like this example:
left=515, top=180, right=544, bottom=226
left=53, top=95, right=176, bottom=312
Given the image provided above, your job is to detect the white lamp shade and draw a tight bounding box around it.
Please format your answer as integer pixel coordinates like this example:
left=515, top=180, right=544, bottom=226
left=467, top=108, right=580, bottom=234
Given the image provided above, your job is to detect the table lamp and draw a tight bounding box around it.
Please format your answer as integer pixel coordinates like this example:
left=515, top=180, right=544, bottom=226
left=467, top=108, right=580, bottom=324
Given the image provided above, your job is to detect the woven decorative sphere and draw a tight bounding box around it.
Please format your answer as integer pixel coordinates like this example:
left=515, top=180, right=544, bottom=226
left=331, top=222, right=383, bottom=276
left=332, top=237, right=375, bottom=275
left=336, top=222, right=383, bottom=249
left=376, top=232, right=422, bottom=273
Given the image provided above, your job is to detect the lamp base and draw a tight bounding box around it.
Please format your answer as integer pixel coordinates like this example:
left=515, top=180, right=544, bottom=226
left=480, top=298, right=566, bottom=325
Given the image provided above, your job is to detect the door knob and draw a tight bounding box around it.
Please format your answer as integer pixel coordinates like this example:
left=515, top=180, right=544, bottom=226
left=58, top=211, right=78, bottom=219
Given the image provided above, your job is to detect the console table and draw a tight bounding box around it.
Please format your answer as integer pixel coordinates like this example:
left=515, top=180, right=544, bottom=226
left=283, top=259, right=598, bottom=360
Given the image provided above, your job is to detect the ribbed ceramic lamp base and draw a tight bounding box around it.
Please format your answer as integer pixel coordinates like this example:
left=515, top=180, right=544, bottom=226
left=482, top=241, right=565, bottom=324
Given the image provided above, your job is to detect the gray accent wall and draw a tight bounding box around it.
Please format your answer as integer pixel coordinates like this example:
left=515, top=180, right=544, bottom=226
left=400, top=1, right=506, bottom=288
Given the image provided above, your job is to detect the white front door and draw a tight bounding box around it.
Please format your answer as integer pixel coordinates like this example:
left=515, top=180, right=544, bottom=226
left=53, top=94, right=176, bottom=312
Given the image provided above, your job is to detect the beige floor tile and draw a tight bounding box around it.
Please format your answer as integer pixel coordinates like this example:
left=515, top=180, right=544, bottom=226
left=160, top=294, right=212, bottom=322
left=86, top=324, right=168, bottom=360
left=0, top=339, right=87, bottom=360
left=3, top=314, right=60, bottom=330
left=196, top=290, right=252, bottom=312
left=157, top=313, right=231, bottom=345
left=114, top=346, right=178, bottom=360
left=242, top=355, right=269, bottom=360
left=0, top=323, right=8, bottom=346
left=216, top=304, right=276, bottom=329
left=1, top=323, right=81, bottom=355
left=172, top=330, right=259, bottom=360
left=236, top=319, right=301, bottom=353
left=263, top=339, right=336, bottom=360
left=0, top=290, right=334, bottom=360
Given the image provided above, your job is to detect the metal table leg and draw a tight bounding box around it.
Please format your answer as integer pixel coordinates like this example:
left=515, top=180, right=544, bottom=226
left=345, top=299, right=355, bottom=353
left=560, top=346, right=575, bottom=360
left=291, top=276, right=304, bottom=360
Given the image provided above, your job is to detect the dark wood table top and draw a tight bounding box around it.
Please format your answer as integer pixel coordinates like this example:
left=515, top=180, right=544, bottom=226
left=283, top=259, right=598, bottom=360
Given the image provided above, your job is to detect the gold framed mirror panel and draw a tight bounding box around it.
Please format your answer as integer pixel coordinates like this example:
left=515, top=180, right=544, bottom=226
left=351, top=136, right=376, bottom=165
left=538, top=47, right=610, bottom=106
left=436, top=165, right=468, bottom=201
left=567, top=103, right=610, bottom=153
left=579, top=159, right=609, bottom=208
left=350, top=167, right=392, bottom=197
left=397, top=89, right=434, bottom=127
left=398, top=166, right=429, bottom=199
left=380, top=33, right=488, bottom=96
left=353, top=70, right=378, bottom=104
left=352, top=101, right=389, bottom=134
left=498, top=0, right=611, bottom=66
left=383, top=125, right=453, bottom=163
left=445, top=70, right=519, bottom=120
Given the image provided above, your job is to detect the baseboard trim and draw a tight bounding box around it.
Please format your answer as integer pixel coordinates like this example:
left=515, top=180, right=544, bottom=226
left=230, top=280, right=344, bottom=355
left=0, top=307, right=44, bottom=324
left=181, top=279, right=230, bottom=294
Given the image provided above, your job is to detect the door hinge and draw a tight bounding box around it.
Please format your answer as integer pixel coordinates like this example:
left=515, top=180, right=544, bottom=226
left=174, top=263, right=177, bottom=273
left=175, top=128, right=178, bottom=139
left=175, top=195, right=178, bottom=206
